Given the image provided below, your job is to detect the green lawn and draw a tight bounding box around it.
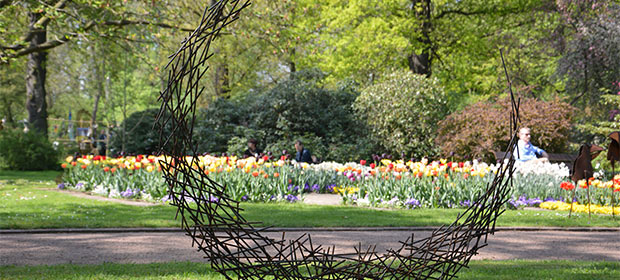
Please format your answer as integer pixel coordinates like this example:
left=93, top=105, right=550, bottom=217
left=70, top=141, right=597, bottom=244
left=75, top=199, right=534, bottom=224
left=2, top=170, right=620, bottom=229
left=1, top=261, right=618, bottom=280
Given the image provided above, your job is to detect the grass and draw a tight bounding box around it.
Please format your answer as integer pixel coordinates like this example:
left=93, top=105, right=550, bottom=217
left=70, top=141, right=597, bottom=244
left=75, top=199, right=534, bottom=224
left=0, top=261, right=619, bottom=279
left=0, top=170, right=62, bottom=182
left=1, top=170, right=620, bottom=229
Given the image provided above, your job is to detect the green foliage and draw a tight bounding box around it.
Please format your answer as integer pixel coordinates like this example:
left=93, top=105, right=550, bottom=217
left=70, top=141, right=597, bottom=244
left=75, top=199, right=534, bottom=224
left=0, top=129, right=60, bottom=171
left=246, top=70, right=369, bottom=160
left=194, top=99, right=249, bottom=155
left=0, top=61, right=26, bottom=126
left=576, top=94, right=620, bottom=143
left=355, top=70, right=448, bottom=159
left=108, top=109, right=168, bottom=156
left=2, top=261, right=620, bottom=280
left=194, top=70, right=376, bottom=162
left=436, top=97, right=575, bottom=161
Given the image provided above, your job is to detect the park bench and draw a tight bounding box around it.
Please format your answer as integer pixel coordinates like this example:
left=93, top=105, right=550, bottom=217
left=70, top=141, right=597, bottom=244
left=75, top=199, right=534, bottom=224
left=493, top=151, right=577, bottom=169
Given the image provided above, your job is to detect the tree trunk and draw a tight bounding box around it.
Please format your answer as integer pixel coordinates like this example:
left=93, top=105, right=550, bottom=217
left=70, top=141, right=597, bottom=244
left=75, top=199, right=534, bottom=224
left=408, top=0, right=432, bottom=77
left=214, top=62, right=230, bottom=98
left=25, top=11, right=48, bottom=137
left=289, top=47, right=296, bottom=77
left=90, top=44, right=104, bottom=145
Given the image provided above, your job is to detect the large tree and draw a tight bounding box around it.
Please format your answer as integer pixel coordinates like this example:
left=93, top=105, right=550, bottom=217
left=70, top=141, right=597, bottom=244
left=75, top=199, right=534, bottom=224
left=0, top=0, right=192, bottom=137
left=311, top=0, right=557, bottom=88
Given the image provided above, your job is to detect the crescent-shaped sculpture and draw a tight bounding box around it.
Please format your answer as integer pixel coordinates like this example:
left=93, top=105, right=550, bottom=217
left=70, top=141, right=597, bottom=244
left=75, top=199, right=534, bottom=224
left=156, top=1, right=521, bottom=279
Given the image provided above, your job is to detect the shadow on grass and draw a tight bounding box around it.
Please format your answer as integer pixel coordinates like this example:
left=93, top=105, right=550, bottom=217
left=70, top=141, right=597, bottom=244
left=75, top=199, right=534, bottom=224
left=0, top=170, right=62, bottom=182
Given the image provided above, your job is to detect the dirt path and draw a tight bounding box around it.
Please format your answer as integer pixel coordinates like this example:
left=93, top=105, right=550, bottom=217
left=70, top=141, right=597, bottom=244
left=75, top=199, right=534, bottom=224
left=2, top=229, right=618, bottom=266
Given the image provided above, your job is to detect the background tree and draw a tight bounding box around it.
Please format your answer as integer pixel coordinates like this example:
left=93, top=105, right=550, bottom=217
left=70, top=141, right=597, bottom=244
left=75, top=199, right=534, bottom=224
left=556, top=2, right=619, bottom=108
left=354, top=70, right=448, bottom=159
left=0, top=0, right=193, bottom=136
left=0, top=60, right=26, bottom=127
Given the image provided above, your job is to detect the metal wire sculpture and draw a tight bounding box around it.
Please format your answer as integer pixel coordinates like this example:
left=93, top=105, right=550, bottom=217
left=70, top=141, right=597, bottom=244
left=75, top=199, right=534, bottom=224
left=157, top=1, right=522, bottom=279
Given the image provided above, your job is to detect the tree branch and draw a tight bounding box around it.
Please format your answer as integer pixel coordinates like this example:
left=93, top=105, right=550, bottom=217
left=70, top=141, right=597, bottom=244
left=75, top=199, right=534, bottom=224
left=101, top=19, right=195, bottom=32
left=23, top=0, right=69, bottom=43
left=1, top=17, right=195, bottom=62
left=434, top=8, right=490, bottom=19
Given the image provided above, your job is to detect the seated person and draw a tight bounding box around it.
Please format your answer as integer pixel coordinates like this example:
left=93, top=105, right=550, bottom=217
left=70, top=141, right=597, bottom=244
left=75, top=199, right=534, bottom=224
left=294, top=140, right=313, bottom=163
left=514, top=127, right=548, bottom=162
left=243, top=138, right=262, bottom=158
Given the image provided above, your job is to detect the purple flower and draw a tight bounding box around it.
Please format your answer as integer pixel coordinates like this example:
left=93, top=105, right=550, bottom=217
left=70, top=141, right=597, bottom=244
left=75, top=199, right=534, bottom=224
left=304, top=183, right=310, bottom=191
left=508, top=195, right=528, bottom=208
left=180, top=191, right=195, bottom=203
left=209, top=195, right=219, bottom=203
left=405, top=198, right=421, bottom=209
left=326, top=184, right=336, bottom=193
left=57, top=183, right=66, bottom=190
left=526, top=198, right=543, bottom=207
left=609, top=109, right=620, bottom=121
left=270, top=195, right=276, bottom=201
left=460, top=200, right=471, bottom=207
left=285, top=194, right=299, bottom=202
left=311, top=184, right=320, bottom=192
left=288, top=184, right=300, bottom=192
left=241, top=195, right=248, bottom=201
left=121, top=188, right=134, bottom=198
left=75, top=182, right=84, bottom=188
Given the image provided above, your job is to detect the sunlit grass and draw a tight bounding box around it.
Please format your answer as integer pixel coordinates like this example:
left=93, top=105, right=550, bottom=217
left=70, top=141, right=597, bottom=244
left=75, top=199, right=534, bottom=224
left=1, top=261, right=619, bottom=280
left=1, top=171, right=619, bottom=229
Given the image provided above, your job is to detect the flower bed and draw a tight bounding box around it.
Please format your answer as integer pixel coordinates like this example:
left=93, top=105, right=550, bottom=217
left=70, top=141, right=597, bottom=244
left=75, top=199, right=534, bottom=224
left=59, top=155, right=583, bottom=210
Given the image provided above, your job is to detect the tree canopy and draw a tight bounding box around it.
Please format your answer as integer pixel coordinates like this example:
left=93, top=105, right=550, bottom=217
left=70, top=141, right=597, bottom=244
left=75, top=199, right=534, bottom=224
left=1, top=0, right=619, bottom=156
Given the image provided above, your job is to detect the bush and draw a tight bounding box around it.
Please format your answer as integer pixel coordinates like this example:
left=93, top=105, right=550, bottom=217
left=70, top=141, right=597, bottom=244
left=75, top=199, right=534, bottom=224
left=194, top=98, right=249, bottom=154
left=354, top=70, right=448, bottom=159
left=436, top=97, right=574, bottom=162
left=191, top=69, right=376, bottom=162
left=108, top=108, right=172, bottom=156
left=0, top=129, right=60, bottom=170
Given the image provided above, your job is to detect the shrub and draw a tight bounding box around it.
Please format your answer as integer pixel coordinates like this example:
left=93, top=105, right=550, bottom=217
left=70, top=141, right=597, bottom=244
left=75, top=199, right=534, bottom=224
left=436, top=97, right=574, bottom=162
left=108, top=108, right=172, bottom=156
left=354, top=70, right=448, bottom=159
left=194, top=98, right=249, bottom=154
left=0, top=129, right=59, bottom=170
left=190, top=69, right=376, bottom=162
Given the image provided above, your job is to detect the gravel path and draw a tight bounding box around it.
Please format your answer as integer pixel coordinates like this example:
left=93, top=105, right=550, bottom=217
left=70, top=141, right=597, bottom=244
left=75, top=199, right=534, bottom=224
left=2, top=229, right=619, bottom=266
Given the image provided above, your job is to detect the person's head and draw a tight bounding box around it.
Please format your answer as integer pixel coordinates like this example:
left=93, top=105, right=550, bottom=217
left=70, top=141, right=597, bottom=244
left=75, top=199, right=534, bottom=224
left=248, top=138, right=258, bottom=150
left=518, top=127, right=531, bottom=144
left=294, top=140, right=303, bottom=152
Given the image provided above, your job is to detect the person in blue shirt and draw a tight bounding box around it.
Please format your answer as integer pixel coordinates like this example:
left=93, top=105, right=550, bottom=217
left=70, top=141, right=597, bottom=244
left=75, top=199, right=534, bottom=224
left=294, top=140, right=313, bottom=163
left=514, top=127, right=548, bottom=162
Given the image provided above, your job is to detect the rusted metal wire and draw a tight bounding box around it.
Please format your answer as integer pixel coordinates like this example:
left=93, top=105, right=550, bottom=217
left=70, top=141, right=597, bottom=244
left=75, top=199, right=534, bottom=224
left=156, top=1, right=521, bottom=279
